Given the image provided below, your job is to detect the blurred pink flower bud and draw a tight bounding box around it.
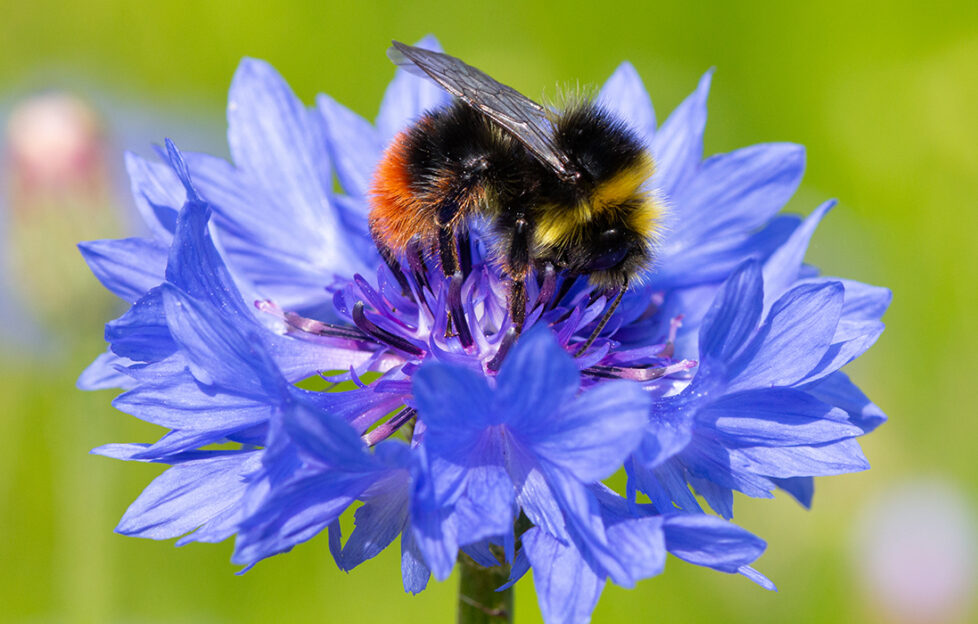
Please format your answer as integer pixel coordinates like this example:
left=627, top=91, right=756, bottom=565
left=852, top=478, right=977, bottom=623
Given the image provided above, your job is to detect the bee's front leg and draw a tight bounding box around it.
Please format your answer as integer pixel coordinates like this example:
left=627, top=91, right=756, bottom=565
left=436, top=199, right=463, bottom=278
left=507, top=217, right=531, bottom=332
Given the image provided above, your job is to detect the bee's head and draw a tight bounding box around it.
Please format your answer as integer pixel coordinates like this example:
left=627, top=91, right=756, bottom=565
left=538, top=203, right=660, bottom=289
left=531, top=102, right=664, bottom=287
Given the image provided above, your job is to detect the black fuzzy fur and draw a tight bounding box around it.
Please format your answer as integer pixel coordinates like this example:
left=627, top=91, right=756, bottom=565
left=392, top=99, right=653, bottom=287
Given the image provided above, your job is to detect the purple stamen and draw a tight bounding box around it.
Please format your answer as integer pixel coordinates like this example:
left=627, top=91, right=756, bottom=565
left=535, top=263, right=556, bottom=310
left=487, top=327, right=518, bottom=372
left=549, top=273, right=579, bottom=311
left=256, top=300, right=367, bottom=340
left=658, top=314, right=684, bottom=358
left=363, top=406, right=417, bottom=446
left=448, top=271, right=474, bottom=348
left=574, top=287, right=626, bottom=357
left=377, top=244, right=413, bottom=299
left=355, top=274, right=413, bottom=331
left=406, top=242, right=432, bottom=310
left=349, top=366, right=367, bottom=389
left=352, top=301, right=424, bottom=356
left=583, top=358, right=697, bottom=381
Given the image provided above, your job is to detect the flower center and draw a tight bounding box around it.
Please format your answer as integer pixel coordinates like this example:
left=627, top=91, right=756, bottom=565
left=257, top=234, right=697, bottom=446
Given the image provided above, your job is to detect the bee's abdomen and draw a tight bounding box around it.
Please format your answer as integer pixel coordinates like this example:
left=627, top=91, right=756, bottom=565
left=369, top=130, right=437, bottom=251
left=369, top=102, right=518, bottom=252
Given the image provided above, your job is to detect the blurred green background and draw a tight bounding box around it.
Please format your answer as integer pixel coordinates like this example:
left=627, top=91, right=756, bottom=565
left=1, top=1, right=976, bottom=622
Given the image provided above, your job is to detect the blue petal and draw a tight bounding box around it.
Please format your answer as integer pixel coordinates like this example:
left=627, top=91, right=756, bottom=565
left=730, top=438, right=870, bottom=478
left=603, top=515, right=666, bottom=582
left=462, top=540, right=504, bottom=568
left=124, top=151, right=180, bottom=241
left=317, top=93, right=383, bottom=198
left=233, top=412, right=387, bottom=568
left=728, top=280, right=844, bottom=391
left=662, top=513, right=767, bottom=574
left=651, top=70, right=712, bottom=198
left=597, top=62, right=655, bottom=145
left=227, top=58, right=332, bottom=223
left=409, top=497, right=459, bottom=582
left=652, top=215, right=799, bottom=290
left=523, top=528, right=605, bottom=624
left=543, top=466, right=633, bottom=587
left=681, top=435, right=777, bottom=502
left=530, top=380, right=649, bottom=482
left=413, top=362, right=494, bottom=434
left=78, top=237, right=168, bottom=303
left=510, top=446, right=568, bottom=541
left=453, top=461, right=516, bottom=546
left=164, top=198, right=247, bottom=315
left=224, top=59, right=369, bottom=296
left=341, top=470, right=410, bottom=569
left=161, top=285, right=281, bottom=395
left=639, top=394, right=695, bottom=469
left=91, top=443, right=154, bottom=461
left=628, top=457, right=701, bottom=513
left=164, top=196, right=369, bottom=382
left=310, top=385, right=407, bottom=434
left=330, top=193, right=377, bottom=263
left=701, top=388, right=862, bottom=447
left=499, top=545, right=530, bottom=591
left=688, top=474, right=737, bottom=519
left=232, top=472, right=368, bottom=566
left=668, top=143, right=805, bottom=250
left=835, top=278, right=892, bottom=322
left=801, top=318, right=885, bottom=384
left=401, top=528, right=431, bottom=594
left=163, top=138, right=201, bottom=200
left=739, top=565, right=778, bottom=591
left=134, top=431, right=236, bottom=461
left=105, top=287, right=175, bottom=362
left=761, top=199, right=834, bottom=310
left=589, top=489, right=669, bottom=582
left=496, top=325, right=580, bottom=431
left=116, top=451, right=261, bottom=539
left=771, top=476, right=814, bottom=508
left=408, top=444, right=458, bottom=580
left=112, top=369, right=272, bottom=432
left=376, top=35, right=452, bottom=143
left=184, top=150, right=370, bottom=311
left=803, top=371, right=887, bottom=433
left=698, top=260, right=763, bottom=368
left=282, top=400, right=379, bottom=472
left=77, top=350, right=137, bottom=391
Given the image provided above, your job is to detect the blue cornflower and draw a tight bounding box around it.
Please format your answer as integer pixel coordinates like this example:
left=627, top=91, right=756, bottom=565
left=80, top=37, right=888, bottom=624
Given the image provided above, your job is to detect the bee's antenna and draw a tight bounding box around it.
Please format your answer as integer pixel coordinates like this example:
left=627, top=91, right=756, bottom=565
left=574, top=285, right=626, bottom=358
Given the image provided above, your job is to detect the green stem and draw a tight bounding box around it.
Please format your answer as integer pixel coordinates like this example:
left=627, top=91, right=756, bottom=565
left=457, top=550, right=513, bottom=624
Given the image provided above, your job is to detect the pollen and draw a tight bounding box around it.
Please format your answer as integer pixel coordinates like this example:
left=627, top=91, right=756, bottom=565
left=534, top=153, right=660, bottom=250
left=590, top=153, right=655, bottom=213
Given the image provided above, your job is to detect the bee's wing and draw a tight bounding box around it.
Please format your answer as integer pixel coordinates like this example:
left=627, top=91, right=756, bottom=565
left=389, top=41, right=579, bottom=181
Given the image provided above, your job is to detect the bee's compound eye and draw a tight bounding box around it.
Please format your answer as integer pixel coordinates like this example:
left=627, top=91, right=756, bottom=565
left=584, top=229, right=630, bottom=271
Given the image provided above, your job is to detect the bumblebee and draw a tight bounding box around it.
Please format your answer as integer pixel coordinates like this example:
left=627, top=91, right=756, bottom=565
left=369, top=41, right=662, bottom=334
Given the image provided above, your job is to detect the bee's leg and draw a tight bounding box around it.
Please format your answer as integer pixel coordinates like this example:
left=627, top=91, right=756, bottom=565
left=573, top=284, right=627, bottom=357
left=507, top=218, right=532, bottom=332
left=487, top=219, right=530, bottom=372
left=369, top=222, right=413, bottom=299
left=435, top=199, right=476, bottom=348
left=458, top=229, right=473, bottom=278
left=510, top=280, right=527, bottom=331
left=436, top=200, right=462, bottom=277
